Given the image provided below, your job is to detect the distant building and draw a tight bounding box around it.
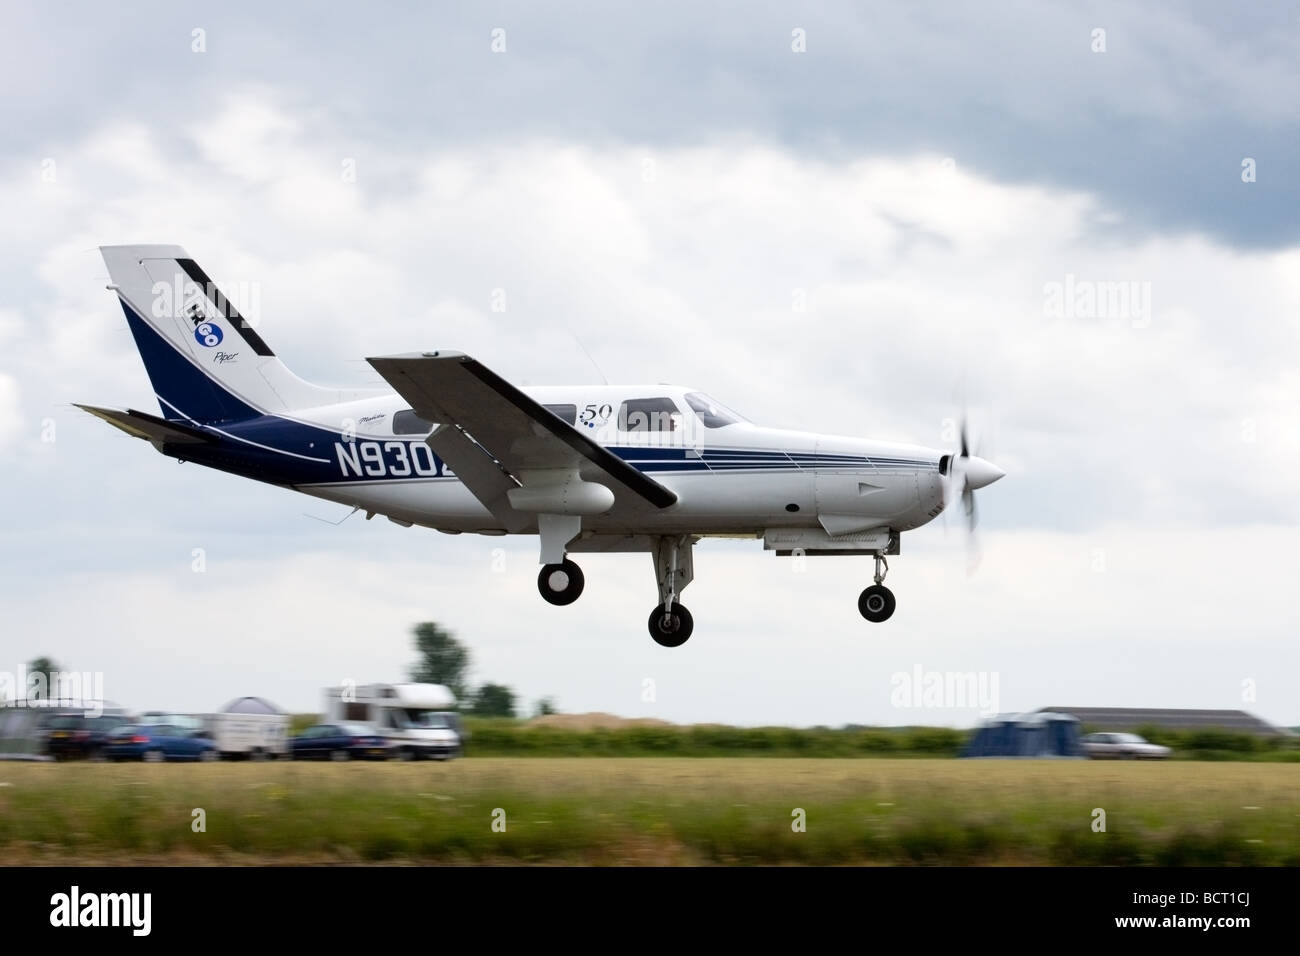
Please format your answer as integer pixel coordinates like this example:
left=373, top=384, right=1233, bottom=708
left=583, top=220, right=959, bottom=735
left=1038, top=707, right=1287, bottom=737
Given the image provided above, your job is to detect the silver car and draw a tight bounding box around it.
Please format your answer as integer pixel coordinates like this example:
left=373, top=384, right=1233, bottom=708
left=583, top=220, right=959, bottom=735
left=1080, top=732, right=1172, bottom=760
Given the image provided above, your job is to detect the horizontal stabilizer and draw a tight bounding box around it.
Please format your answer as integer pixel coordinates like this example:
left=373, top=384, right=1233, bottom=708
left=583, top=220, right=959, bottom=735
left=75, top=404, right=215, bottom=445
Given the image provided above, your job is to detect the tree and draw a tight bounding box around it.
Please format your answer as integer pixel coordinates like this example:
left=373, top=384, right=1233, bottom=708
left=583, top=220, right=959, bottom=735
left=408, top=623, right=470, bottom=703
left=533, top=697, right=558, bottom=718
left=470, top=683, right=517, bottom=718
left=26, top=657, right=60, bottom=702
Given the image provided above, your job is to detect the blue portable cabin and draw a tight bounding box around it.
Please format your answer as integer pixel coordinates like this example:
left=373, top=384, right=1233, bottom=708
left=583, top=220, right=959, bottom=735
left=962, top=712, right=1081, bottom=757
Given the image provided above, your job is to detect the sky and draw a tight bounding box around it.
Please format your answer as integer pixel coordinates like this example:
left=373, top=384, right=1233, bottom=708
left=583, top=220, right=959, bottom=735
left=1, top=2, right=1297, bottom=728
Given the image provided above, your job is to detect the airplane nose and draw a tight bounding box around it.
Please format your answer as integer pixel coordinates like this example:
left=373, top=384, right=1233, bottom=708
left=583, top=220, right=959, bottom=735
left=964, top=456, right=1005, bottom=490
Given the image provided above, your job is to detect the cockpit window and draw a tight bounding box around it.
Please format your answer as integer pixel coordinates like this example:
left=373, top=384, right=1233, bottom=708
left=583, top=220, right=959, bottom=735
left=393, top=409, right=434, bottom=435
left=543, top=404, right=578, bottom=425
left=684, top=392, right=748, bottom=428
left=619, top=398, right=682, bottom=432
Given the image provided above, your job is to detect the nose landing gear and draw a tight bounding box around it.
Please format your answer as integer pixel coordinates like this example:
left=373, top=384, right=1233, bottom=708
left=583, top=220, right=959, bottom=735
left=648, top=535, right=696, bottom=646
left=858, top=552, right=896, bottom=623
left=648, top=602, right=694, bottom=647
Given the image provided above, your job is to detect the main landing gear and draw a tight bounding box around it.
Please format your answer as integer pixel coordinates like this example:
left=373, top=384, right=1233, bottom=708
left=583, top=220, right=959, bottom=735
left=858, top=552, right=896, bottom=623
left=533, top=525, right=698, bottom=648
left=538, top=560, right=584, bottom=606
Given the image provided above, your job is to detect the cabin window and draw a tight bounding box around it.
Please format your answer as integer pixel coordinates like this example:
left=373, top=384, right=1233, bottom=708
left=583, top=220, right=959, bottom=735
left=543, top=403, right=578, bottom=425
left=393, top=409, right=434, bottom=435
left=684, top=392, right=747, bottom=428
left=619, top=397, right=682, bottom=432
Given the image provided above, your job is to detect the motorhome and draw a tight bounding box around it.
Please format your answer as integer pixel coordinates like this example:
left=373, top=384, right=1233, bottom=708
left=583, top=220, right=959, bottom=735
left=323, top=683, right=460, bottom=760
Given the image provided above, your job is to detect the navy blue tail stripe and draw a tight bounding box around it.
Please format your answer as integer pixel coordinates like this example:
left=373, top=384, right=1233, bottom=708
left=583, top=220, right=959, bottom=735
left=120, top=300, right=260, bottom=424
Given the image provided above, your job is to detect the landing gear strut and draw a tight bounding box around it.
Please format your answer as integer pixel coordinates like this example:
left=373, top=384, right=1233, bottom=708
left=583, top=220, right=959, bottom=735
left=535, top=513, right=584, bottom=605
left=649, top=535, right=696, bottom=646
left=538, top=559, right=585, bottom=606
left=858, top=552, right=896, bottom=623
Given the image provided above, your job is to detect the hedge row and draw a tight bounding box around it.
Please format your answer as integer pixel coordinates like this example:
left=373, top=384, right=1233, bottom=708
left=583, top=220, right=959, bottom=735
left=286, top=714, right=1299, bottom=759
left=459, top=722, right=968, bottom=757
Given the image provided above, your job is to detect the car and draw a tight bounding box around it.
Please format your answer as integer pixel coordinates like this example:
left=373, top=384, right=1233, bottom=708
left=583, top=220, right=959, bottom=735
left=290, top=723, right=392, bottom=761
left=106, top=722, right=219, bottom=762
left=1080, top=732, right=1172, bottom=760
left=43, top=714, right=131, bottom=760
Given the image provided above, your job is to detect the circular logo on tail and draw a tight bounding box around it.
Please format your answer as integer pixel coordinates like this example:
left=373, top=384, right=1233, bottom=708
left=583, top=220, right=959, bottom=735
left=194, top=322, right=223, bottom=347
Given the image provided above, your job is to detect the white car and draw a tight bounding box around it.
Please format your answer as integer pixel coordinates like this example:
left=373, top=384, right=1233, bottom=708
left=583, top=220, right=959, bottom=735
left=1080, top=732, right=1172, bottom=760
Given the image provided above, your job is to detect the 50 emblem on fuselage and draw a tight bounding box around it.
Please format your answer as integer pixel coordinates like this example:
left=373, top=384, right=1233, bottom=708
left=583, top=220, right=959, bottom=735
left=334, top=440, right=451, bottom=479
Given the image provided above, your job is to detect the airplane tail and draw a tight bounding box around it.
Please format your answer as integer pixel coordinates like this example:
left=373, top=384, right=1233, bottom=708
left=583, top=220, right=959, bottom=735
left=100, top=245, right=359, bottom=424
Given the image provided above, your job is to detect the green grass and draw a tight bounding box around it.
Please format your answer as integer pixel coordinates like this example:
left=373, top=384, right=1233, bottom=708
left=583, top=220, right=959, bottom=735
left=2, top=759, right=1298, bottom=865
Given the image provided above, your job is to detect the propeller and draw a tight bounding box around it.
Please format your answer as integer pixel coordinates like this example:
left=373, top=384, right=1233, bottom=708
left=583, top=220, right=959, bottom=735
left=941, top=416, right=1005, bottom=569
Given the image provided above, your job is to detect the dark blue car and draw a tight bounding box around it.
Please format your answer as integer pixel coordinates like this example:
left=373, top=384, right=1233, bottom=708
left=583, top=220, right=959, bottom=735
left=290, top=723, right=391, bottom=761
left=106, top=722, right=219, bottom=762
left=44, top=714, right=132, bottom=760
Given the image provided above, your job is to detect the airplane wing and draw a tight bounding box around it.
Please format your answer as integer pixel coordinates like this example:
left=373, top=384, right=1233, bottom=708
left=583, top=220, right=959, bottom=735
left=366, top=352, right=678, bottom=528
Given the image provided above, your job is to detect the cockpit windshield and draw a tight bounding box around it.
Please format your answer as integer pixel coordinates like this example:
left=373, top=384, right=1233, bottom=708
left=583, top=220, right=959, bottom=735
left=684, top=392, right=749, bottom=428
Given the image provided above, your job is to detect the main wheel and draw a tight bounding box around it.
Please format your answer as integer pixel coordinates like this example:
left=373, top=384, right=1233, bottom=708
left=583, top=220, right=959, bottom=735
left=538, top=560, right=585, bottom=605
left=648, top=601, right=694, bottom=647
left=858, top=584, right=896, bottom=623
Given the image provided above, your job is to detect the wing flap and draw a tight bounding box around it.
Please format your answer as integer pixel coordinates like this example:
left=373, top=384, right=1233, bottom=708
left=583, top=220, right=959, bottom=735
left=426, top=424, right=530, bottom=532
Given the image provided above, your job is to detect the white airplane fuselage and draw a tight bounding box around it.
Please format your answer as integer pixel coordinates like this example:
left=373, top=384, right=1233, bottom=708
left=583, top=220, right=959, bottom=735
left=286, top=385, right=950, bottom=541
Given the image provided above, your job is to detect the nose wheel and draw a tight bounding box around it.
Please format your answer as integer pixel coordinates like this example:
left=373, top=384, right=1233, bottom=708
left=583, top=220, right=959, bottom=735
left=858, top=585, right=895, bottom=622
left=647, top=535, right=697, bottom=647
left=858, top=553, right=896, bottom=623
left=538, top=559, right=584, bottom=605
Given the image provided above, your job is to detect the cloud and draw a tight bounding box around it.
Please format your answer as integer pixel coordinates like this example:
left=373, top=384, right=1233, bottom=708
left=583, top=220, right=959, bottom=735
left=3, top=2, right=1299, bottom=246
left=2, top=91, right=1297, bottom=724
left=0, top=373, right=21, bottom=449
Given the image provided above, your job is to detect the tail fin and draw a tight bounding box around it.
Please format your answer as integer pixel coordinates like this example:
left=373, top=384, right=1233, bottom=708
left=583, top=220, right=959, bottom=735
left=101, top=245, right=353, bottom=424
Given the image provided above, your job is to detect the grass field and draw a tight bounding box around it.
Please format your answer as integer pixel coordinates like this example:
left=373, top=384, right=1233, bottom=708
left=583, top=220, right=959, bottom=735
left=3, top=758, right=1298, bottom=865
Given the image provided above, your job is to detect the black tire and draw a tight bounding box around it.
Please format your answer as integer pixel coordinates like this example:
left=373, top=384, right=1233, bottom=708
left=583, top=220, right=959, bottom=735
left=858, top=585, right=896, bottom=623
left=330, top=749, right=350, bottom=762
left=538, top=560, right=585, bottom=606
left=648, top=601, right=694, bottom=647
left=143, top=749, right=165, bottom=764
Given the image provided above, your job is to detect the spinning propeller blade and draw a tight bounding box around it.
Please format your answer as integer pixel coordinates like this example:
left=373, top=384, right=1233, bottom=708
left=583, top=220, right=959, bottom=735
left=942, top=413, right=1004, bottom=570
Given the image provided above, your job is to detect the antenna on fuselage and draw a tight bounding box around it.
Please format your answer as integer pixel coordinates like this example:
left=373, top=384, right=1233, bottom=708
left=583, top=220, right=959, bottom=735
left=303, top=505, right=360, bottom=526
left=569, top=330, right=609, bottom=385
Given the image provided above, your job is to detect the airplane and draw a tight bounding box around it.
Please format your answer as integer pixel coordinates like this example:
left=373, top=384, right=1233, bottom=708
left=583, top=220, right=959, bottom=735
left=79, top=245, right=1005, bottom=647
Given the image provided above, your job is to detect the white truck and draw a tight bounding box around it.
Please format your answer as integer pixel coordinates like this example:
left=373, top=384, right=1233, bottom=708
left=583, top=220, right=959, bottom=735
left=205, top=697, right=290, bottom=760
left=323, top=683, right=462, bottom=760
